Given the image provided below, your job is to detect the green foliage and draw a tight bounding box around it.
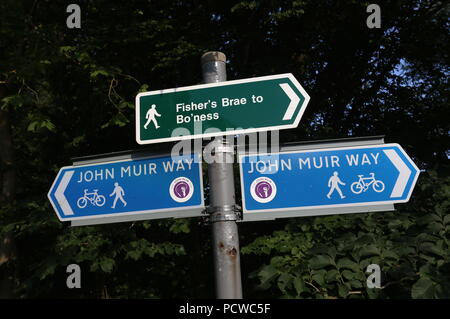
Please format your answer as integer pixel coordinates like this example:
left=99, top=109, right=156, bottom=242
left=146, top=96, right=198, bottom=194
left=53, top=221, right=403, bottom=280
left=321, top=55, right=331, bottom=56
left=242, top=170, right=450, bottom=298
left=0, top=0, right=448, bottom=298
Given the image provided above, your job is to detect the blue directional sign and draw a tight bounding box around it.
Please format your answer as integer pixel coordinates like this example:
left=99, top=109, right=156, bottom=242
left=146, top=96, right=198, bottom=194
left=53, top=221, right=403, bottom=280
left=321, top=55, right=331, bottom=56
left=48, top=153, right=204, bottom=223
left=239, top=144, right=419, bottom=217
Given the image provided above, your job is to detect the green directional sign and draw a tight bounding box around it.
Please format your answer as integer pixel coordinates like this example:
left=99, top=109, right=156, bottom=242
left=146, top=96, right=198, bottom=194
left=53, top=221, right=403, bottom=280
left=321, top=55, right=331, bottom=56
left=135, top=73, right=310, bottom=145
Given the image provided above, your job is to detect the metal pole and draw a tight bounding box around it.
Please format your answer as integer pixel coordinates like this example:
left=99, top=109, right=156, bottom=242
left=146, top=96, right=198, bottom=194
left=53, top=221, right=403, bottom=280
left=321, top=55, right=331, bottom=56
left=201, top=52, right=243, bottom=299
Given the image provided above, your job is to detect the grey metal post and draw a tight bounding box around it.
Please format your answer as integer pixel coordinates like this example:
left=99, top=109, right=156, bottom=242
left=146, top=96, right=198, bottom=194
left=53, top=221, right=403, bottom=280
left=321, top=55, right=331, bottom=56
left=201, top=52, right=243, bottom=299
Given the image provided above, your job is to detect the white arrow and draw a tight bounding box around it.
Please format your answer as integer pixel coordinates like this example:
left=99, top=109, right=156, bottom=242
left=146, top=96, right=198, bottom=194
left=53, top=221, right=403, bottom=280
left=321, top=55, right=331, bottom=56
left=383, top=149, right=411, bottom=198
left=55, top=170, right=75, bottom=215
left=280, top=83, right=300, bottom=121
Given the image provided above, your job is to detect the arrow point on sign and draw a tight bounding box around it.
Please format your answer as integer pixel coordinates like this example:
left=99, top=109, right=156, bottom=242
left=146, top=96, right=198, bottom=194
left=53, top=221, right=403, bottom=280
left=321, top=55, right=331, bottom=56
left=383, top=149, right=411, bottom=198
left=280, top=83, right=300, bottom=121
left=55, top=170, right=75, bottom=216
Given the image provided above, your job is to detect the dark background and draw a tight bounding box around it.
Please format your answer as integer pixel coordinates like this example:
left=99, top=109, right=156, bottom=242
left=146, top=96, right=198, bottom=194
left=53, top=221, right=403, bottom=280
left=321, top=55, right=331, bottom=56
left=0, top=0, right=448, bottom=298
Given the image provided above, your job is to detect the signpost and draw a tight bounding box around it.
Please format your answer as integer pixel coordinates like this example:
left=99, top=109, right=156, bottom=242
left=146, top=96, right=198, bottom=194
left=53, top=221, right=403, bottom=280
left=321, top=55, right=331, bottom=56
left=48, top=153, right=204, bottom=226
left=47, top=51, right=422, bottom=300
left=201, top=52, right=242, bottom=299
left=135, top=73, right=310, bottom=144
left=239, top=143, right=420, bottom=221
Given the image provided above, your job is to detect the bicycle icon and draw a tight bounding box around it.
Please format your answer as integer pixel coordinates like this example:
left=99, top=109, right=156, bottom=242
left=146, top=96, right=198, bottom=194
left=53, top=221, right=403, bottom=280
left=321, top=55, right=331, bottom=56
left=77, top=189, right=106, bottom=208
left=350, top=173, right=385, bottom=194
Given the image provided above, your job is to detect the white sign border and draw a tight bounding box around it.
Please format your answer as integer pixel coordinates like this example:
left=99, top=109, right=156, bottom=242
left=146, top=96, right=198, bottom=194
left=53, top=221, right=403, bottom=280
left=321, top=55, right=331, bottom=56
left=135, top=73, right=310, bottom=145
left=48, top=153, right=205, bottom=223
left=238, top=143, right=420, bottom=214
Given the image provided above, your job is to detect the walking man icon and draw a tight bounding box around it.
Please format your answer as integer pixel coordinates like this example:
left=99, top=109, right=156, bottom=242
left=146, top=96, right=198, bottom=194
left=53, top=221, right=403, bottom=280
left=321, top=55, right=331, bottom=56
left=144, top=104, right=161, bottom=130
left=110, top=182, right=127, bottom=209
left=327, top=171, right=346, bottom=199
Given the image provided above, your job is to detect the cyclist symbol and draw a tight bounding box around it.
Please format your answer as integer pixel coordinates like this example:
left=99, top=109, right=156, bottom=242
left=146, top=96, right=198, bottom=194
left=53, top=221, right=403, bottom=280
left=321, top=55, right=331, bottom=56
left=77, top=189, right=106, bottom=208
left=350, top=173, right=385, bottom=194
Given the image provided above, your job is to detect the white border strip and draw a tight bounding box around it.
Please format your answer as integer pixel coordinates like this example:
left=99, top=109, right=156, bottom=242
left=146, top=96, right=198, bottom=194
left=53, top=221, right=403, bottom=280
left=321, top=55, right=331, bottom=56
left=135, top=73, right=310, bottom=144
left=240, top=204, right=395, bottom=222
left=55, top=171, right=74, bottom=216
left=238, top=143, right=420, bottom=214
left=48, top=153, right=205, bottom=222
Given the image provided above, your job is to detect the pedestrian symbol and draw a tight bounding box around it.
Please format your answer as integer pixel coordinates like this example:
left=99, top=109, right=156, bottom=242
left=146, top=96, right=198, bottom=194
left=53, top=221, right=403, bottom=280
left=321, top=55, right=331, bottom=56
left=110, top=182, right=127, bottom=209
left=144, top=104, right=161, bottom=130
left=327, top=171, right=346, bottom=199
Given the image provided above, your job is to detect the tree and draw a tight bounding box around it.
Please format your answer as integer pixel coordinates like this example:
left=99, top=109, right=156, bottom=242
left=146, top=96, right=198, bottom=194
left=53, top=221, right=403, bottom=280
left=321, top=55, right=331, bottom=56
left=0, top=0, right=448, bottom=298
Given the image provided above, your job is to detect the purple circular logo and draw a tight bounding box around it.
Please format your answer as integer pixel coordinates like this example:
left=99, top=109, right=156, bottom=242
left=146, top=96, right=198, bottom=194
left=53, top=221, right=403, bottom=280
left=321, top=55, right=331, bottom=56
left=169, top=177, right=194, bottom=203
left=174, top=181, right=190, bottom=199
left=250, top=177, right=277, bottom=203
left=255, top=181, right=273, bottom=199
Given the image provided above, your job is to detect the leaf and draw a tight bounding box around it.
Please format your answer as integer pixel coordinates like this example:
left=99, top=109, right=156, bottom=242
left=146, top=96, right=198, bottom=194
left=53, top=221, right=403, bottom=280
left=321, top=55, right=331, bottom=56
left=126, top=250, right=141, bottom=261
left=326, top=269, right=340, bottom=283
left=388, top=219, right=403, bottom=229
left=169, top=220, right=190, bottom=234
left=418, top=213, right=441, bottom=225
left=174, top=246, right=186, bottom=255
left=1, top=95, right=23, bottom=110
left=59, top=45, right=75, bottom=54
left=309, top=244, right=334, bottom=258
left=355, top=234, right=375, bottom=245
left=139, top=84, right=149, bottom=93
left=27, top=119, right=56, bottom=132
left=367, top=287, right=380, bottom=299
left=412, top=277, right=436, bottom=299
left=90, top=69, right=110, bottom=78
left=338, top=284, right=349, bottom=298
left=113, top=112, right=129, bottom=127
left=293, top=277, right=307, bottom=295
left=258, top=265, right=278, bottom=286
left=381, top=250, right=399, bottom=260
left=42, top=119, right=56, bottom=132
left=164, top=244, right=174, bottom=255
left=341, top=269, right=355, bottom=280
left=327, top=246, right=337, bottom=260
left=312, top=269, right=327, bottom=286
left=118, top=101, right=134, bottom=109
left=419, top=242, right=445, bottom=257
left=443, top=214, right=450, bottom=226
left=396, top=246, right=415, bottom=256
left=349, top=280, right=363, bottom=289
left=428, top=222, right=444, bottom=232
left=38, top=260, right=58, bottom=280
left=336, top=258, right=360, bottom=272
left=100, top=258, right=115, bottom=273
left=359, top=244, right=380, bottom=258
left=71, top=135, right=85, bottom=147
left=27, top=121, right=39, bottom=132
left=277, top=273, right=293, bottom=293
left=308, top=255, right=334, bottom=269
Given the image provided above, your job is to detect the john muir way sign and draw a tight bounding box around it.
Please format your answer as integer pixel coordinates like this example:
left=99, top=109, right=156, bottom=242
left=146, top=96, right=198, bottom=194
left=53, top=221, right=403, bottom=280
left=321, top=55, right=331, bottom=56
left=135, top=73, right=310, bottom=144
